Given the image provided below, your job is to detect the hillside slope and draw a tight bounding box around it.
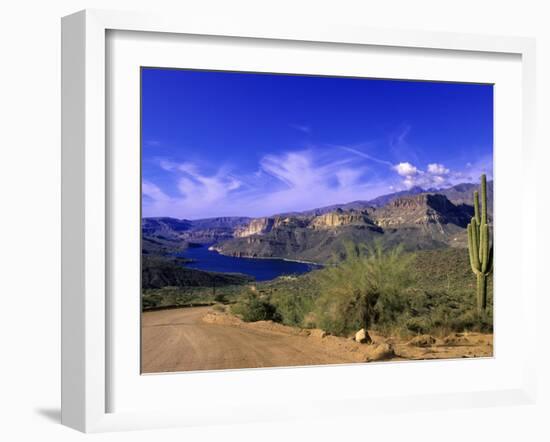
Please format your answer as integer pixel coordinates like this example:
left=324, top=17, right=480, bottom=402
left=142, top=256, right=253, bottom=289
left=214, top=193, right=472, bottom=263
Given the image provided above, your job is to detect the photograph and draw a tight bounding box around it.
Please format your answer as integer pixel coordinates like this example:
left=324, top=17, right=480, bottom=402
left=140, top=68, right=494, bottom=373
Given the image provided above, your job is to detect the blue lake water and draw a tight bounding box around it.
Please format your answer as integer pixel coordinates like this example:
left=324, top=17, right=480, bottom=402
left=180, top=245, right=322, bottom=281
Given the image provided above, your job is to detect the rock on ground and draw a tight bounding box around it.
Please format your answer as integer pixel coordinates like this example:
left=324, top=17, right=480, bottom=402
left=309, top=329, right=327, bottom=339
left=365, top=343, right=395, bottom=361
left=408, top=334, right=436, bottom=347
left=442, top=334, right=471, bottom=346
left=355, top=328, right=372, bottom=344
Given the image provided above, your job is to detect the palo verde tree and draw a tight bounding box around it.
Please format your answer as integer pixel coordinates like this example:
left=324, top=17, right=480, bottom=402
left=467, top=174, right=493, bottom=313
left=313, top=242, right=414, bottom=338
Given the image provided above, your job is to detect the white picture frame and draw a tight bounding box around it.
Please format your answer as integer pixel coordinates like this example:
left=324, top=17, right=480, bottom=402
left=61, top=9, right=538, bottom=433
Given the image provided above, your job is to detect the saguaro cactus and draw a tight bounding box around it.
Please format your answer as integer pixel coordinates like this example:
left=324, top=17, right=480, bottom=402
left=467, top=174, right=493, bottom=313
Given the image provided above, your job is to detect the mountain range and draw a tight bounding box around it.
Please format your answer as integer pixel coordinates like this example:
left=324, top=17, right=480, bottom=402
left=142, top=181, right=493, bottom=263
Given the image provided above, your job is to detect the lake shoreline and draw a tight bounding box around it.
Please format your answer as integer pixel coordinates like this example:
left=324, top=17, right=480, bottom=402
left=207, top=245, right=324, bottom=267
left=179, top=244, right=322, bottom=281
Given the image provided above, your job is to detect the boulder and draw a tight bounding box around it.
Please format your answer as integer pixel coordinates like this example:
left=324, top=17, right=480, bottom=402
left=310, top=329, right=327, bottom=339
left=442, top=334, right=470, bottom=346
left=355, top=328, right=372, bottom=344
left=366, top=343, right=395, bottom=361
left=408, top=334, right=436, bottom=347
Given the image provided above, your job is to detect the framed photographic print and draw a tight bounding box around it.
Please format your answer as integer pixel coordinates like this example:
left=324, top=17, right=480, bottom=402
left=61, top=9, right=538, bottom=432
left=140, top=68, right=494, bottom=374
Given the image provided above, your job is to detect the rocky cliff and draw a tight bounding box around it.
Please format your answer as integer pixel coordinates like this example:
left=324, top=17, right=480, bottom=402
left=372, top=194, right=471, bottom=228
left=311, top=208, right=377, bottom=229
left=235, top=216, right=309, bottom=237
left=230, top=194, right=468, bottom=237
left=212, top=193, right=472, bottom=263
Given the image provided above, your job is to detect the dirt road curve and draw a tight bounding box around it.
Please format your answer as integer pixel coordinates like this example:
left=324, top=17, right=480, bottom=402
left=141, top=307, right=355, bottom=373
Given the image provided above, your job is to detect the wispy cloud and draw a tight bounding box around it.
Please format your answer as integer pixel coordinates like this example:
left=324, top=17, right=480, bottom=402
left=337, top=145, right=393, bottom=167
left=144, top=139, right=162, bottom=147
left=259, top=150, right=354, bottom=190
left=143, top=148, right=391, bottom=218
left=249, top=149, right=388, bottom=215
left=142, top=181, right=172, bottom=214
left=389, top=124, right=420, bottom=164
left=170, top=161, right=240, bottom=198
left=289, top=124, right=311, bottom=134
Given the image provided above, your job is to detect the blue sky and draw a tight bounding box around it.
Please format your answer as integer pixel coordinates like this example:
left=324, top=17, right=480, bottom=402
left=142, top=68, right=493, bottom=219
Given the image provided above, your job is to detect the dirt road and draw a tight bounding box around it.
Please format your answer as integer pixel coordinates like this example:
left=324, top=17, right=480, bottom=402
left=142, top=306, right=493, bottom=373
left=141, top=307, right=357, bottom=373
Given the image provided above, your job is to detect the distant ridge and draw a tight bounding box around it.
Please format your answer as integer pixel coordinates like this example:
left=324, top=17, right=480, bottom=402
left=276, top=181, right=492, bottom=217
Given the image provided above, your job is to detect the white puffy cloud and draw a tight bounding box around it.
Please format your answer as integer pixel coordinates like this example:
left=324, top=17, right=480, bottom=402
left=393, top=162, right=418, bottom=177
left=393, top=161, right=456, bottom=189
left=427, top=163, right=450, bottom=175
left=403, top=176, right=416, bottom=189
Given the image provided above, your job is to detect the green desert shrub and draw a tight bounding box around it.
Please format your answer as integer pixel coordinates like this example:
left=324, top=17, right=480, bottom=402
left=142, top=292, right=163, bottom=310
left=448, top=309, right=493, bottom=333
left=387, top=289, right=493, bottom=336
left=313, top=243, right=415, bottom=336
left=270, top=289, right=316, bottom=327
left=405, top=316, right=432, bottom=334
left=212, top=303, right=226, bottom=313
left=231, top=291, right=280, bottom=322
left=214, top=293, right=228, bottom=303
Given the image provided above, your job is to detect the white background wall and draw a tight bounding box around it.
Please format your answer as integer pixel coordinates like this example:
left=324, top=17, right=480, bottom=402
left=0, top=1, right=548, bottom=441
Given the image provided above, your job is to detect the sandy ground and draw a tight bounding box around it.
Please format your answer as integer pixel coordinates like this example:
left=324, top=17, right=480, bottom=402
left=141, top=306, right=493, bottom=373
